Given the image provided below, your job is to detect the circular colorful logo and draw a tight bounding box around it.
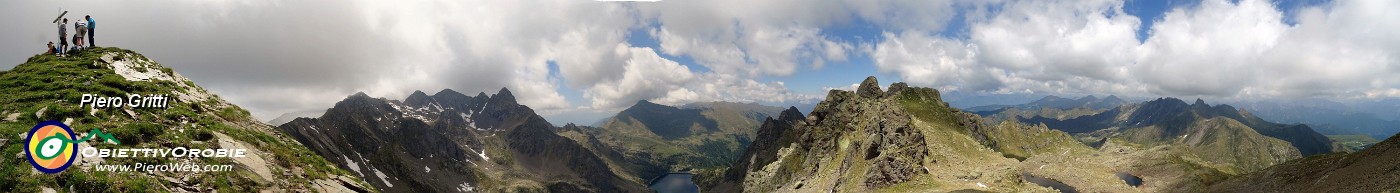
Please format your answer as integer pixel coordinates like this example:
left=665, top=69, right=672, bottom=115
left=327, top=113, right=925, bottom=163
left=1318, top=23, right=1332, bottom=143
left=25, top=120, right=78, bottom=174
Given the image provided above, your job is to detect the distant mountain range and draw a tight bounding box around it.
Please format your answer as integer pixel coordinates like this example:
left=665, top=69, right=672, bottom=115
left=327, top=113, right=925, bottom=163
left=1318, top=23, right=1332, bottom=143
left=970, top=95, right=1400, bottom=146
left=966, top=95, right=1130, bottom=112
left=712, top=77, right=1246, bottom=192
left=1020, top=98, right=1345, bottom=157
left=559, top=100, right=785, bottom=189
left=267, top=110, right=324, bottom=126
left=1229, top=100, right=1400, bottom=140
left=706, top=77, right=1398, bottom=192
left=275, top=89, right=787, bottom=192
left=968, top=95, right=1132, bottom=124
left=259, top=75, right=1398, bottom=192
left=278, top=89, right=646, bottom=192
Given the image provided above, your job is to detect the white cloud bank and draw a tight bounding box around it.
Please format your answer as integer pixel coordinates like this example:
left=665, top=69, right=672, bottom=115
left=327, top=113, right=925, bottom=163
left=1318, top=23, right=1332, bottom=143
left=870, top=0, right=1400, bottom=100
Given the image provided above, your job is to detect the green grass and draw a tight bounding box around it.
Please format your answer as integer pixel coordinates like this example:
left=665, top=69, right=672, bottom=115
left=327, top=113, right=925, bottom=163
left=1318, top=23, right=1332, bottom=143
left=0, top=48, right=367, bottom=191
left=1327, top=135, right=1379, bottom=151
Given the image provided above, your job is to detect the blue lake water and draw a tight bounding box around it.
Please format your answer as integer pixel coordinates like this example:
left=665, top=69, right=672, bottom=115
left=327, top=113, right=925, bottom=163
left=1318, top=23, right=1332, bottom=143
left=1022, top=172, right=1080, bottom=193
left=1116, top=172, right=1143, bottom=187
left=648, top=173, right=699, bottom=193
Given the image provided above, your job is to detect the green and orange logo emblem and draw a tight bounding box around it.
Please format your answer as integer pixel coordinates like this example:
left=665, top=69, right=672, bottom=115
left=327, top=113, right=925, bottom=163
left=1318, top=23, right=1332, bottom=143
left=26, top=121, right=79, bottom=173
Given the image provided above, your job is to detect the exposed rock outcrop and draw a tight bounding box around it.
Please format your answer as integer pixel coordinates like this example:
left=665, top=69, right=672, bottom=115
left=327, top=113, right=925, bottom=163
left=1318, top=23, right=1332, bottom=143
left=857, top=76, right=884, bottom=98
left=714, top=76, right=935, bottom=192
left=279, top=88, right=647, bottom=192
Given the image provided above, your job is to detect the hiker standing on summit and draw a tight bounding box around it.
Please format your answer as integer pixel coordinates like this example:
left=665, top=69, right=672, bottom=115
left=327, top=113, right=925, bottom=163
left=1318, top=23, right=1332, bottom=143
left=57, top=18, right=67, bottom=56
left=86, top=15, right=95, bottom=47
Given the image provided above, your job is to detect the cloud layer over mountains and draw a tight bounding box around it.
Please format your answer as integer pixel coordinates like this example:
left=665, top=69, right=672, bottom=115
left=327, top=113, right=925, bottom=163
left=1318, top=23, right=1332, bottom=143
left=0, top=0, right=1395, bottom=122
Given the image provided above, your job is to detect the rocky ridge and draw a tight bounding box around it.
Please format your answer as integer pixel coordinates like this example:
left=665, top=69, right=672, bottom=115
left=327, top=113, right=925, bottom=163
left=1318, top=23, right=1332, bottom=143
left=279, top=88, right=647, bottom=192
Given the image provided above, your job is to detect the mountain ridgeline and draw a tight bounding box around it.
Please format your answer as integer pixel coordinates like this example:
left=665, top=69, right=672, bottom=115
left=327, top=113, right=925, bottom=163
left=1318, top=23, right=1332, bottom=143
left=705, top=76, right=1399, bottom=192
left=968, top=95, right=1129, bottom=112
left=1020, top=98, right=1345, bottom=157
left=277, top=89, right=646, bottom=192
left=1210, top=128, right=1400, bottom=192
left=557, top=100, right=784, bottom=189
left=969, top=95, right=1130, bottom=124
left=262, top=74, right=1398, bottom=192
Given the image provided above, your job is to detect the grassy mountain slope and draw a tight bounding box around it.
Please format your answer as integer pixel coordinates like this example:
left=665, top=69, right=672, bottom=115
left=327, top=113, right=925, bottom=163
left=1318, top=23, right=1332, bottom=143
left=1209, top=133, right=1400, bottom=192
left=1020, top=98, right=1342, bottom=172
left=0, top=48, right=369, bottom=192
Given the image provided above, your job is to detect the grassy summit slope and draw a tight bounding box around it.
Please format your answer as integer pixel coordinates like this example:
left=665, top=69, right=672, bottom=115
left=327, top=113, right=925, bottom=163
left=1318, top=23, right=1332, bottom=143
left=0, top=48, right=369, bottom=192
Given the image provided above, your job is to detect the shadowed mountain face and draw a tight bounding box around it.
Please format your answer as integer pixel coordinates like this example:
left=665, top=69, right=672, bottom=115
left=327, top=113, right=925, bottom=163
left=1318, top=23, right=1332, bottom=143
left=1209, top=133, right=1400, bottom=192
left=614, top=100, right=719, bottom=140
left=278, top=88, right=646, bottom=192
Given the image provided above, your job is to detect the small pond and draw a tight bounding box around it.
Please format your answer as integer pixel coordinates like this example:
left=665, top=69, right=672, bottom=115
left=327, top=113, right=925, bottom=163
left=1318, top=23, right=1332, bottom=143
left=1116, top=172, right=1143, bottom=187
left=647, top=173, right=699, bottom=193
left=1021, top=172, right=1080, bottom=193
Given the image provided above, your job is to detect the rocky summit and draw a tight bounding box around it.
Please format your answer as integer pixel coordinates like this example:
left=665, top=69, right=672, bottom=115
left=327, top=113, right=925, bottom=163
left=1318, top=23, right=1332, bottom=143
left=713, top=76, right=1011, bottom=192
left=278, top=88, right=646, bottom=192
left=701, top=76, right=1393, bottom=193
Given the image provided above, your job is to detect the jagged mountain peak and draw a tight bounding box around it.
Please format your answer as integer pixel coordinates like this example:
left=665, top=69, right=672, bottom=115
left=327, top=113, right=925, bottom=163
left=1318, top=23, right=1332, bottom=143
left=435, top=88, right=465, bottom=97
left=281, top=88, right=645, bottom=192
left=409, top=90, right=429, bottom=97
left=777, top=106, right=803, bottom=121
left=491, top=87, right=516, bottom=105
left=1146, top=97, right=1189, bottom=106
left=335, top=92, right=389, bottom=109
left=403, top=90, right=436, bottom=107
left=716, top=77, right=952, bottom=192
left=351, top=91, right=371, bottom=98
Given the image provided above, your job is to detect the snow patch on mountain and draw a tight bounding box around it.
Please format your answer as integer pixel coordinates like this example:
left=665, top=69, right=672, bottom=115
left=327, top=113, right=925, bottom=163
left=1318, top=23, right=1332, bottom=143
left=372, top=167, right=393, bottom=188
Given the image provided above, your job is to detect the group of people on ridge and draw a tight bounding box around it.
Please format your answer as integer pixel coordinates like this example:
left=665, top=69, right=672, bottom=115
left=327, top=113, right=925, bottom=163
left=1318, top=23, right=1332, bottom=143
left=49, top=15, right=95, bottom=57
